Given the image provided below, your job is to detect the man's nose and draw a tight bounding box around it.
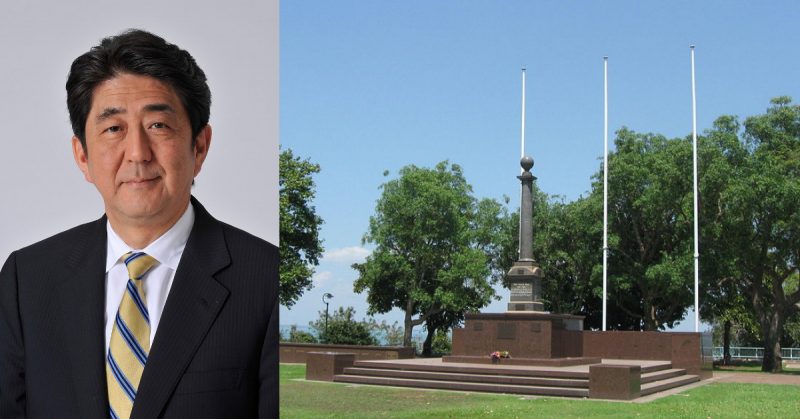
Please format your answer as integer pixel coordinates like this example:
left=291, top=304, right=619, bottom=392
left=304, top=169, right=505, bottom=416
left=126, top=125, right=153, bottom=162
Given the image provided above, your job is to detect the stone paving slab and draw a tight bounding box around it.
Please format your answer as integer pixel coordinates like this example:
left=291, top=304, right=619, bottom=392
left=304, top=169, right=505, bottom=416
left=713, top=371, right=800, bottom=385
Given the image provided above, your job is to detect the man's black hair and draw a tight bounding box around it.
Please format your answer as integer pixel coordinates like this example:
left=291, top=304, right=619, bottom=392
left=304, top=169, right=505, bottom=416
left=66, top=29, right=211, bottom=149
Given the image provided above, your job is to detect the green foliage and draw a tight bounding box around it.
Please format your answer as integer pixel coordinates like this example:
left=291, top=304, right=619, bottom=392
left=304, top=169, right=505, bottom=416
left=283, top=325, right=318, bottom=344
left=430, top=329, right=452, bottom=356
left=710, top=307, right=761, bottom=348
left=489, top=181, right=604, bottom=326
left=309, top=306, right=377, bottom=346
left=491, top=98, right=800, bottom=346
left=496, top=131, right=696, bottom=330
left=784, top=312, right=800, bottom=347
left=536, top=193, right=603, bottom=327
left=280, top=148, right=324, bottom=308
left=473, top=196, right=516, bottom=284
left=353, top=161, right=501, bottom=347
left=367, top=319, right=405, bottom=346
left=598, top=129, right=696, bottom=330
left=700, top=97, right=800, bottom=371
left=419, top=311, right=461, bottom=356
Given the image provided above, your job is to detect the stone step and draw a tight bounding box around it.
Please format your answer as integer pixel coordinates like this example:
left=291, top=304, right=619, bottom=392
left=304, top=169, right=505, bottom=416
left=351, top=360, right=589, bottom=379
left=342, top=367, right=588, bottom=388
left=335, top=363, right=698, bottom=400
left=597, top=360, right=674, bottom=374
left=641, top=368, right=687, bottom=384
left=640, top=362, right=673, bottom=374
left=443, top=355, right=602, bottom=367
left=334, top=374, right=590, bottom=398
left=640, top=374, right=700, bottom=396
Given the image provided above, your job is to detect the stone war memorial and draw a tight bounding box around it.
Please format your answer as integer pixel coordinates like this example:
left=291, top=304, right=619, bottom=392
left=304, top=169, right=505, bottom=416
left=446, top=156, right=593, bottom=366
left=309, top=157, right=712, bottom=400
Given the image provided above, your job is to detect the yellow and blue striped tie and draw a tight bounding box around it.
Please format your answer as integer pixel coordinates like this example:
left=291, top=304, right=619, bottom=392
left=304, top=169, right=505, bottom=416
left=107, top=252, right=157, bottom=419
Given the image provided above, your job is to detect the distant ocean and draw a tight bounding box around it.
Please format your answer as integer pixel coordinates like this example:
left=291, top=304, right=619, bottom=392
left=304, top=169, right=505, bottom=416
left=279, top=324, right=428, bottom=347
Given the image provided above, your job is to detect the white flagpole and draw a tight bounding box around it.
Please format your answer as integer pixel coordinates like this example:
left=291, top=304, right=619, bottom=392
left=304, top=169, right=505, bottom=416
left=603, top=57, right=609, bottom=332
left=521, top=67, right=526, bottom=164
left=519, top=68, right=526, bottom=258
left=691, top=45, right=700, bottom=333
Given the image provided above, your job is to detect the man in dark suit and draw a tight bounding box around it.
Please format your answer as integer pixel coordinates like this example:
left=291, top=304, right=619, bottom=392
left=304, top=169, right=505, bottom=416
left=0, top=30, right=278, bottom=418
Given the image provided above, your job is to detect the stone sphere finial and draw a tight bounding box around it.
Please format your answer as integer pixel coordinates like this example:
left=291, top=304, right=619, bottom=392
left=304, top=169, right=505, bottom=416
left=521, top=156, right=534, bottom=172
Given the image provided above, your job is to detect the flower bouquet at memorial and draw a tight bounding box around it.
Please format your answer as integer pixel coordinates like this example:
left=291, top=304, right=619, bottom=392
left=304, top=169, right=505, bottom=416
left=490, top=351, right=511, bottom=363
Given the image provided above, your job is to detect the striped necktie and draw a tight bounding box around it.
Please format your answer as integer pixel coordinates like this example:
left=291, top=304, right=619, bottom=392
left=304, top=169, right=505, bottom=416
left=107, top=252, right=157, bottom=419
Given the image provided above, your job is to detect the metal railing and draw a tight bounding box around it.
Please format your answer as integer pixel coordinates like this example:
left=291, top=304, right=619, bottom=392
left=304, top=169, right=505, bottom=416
left=713, top=346, right=800, bottom=360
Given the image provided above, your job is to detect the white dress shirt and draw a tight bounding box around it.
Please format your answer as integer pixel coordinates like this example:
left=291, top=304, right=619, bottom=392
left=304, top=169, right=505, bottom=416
left=104, top=203, right=195, bottom=354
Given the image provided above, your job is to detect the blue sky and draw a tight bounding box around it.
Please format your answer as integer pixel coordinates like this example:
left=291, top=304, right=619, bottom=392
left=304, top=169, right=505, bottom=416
left=280, top=1, right=800, bottom=332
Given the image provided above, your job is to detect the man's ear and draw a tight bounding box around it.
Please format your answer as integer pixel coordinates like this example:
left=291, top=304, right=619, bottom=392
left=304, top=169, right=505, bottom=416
left=71, top=136, right=94, bottom=183
left=193, top=124, right=212, bottom=177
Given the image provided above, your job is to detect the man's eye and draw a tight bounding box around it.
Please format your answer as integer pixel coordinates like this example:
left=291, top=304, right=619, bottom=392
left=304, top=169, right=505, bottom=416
left=150, top=122, right=168, bottom=129
left=104, top=126, right=122, bottom=133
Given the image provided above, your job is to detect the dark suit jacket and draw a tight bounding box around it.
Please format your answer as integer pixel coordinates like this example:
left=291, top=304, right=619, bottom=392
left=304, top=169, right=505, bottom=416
left=0, top=197, right=279, bottom=418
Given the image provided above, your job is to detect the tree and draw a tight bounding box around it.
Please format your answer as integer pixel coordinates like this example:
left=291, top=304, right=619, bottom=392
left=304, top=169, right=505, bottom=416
left=431, top=329, right=452, bottom=355
left=281, top=325, right=317, bottom=343
left=494, top=184, right=604, bottom=329
left=711, top=97, right=800, bottom=372
left=279, top=148, right=324, bottom=307
left=417, top=196, right=510, bottom=356
left=353, top=162, right=499, bottom=347
left=419, top=311, right=460, bottom=357
left=697, top=115, right=750, bottom=364
left=782, top=273, right=800, bottom=348
left=309, top=306, right=377, bottom=346
left=710, top=304, right=759, bottom=364
left=536, top=195, right=604, bottom=328
left=367, top=319, right=405, bottom=346
left=600, top=129, right=696, bottom=330
left=783, top=310, right=800, bottom=348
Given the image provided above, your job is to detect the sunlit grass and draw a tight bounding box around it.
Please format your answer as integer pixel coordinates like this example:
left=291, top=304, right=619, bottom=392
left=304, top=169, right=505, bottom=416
left=280, top=364, right=800, bottom=418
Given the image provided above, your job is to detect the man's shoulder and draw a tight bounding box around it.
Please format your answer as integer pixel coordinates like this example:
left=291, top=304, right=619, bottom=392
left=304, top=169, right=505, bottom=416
left=13, top=218, right=104, bottom=260
left=218, top=220, right=278, bottom=255
left=191, top=197, right=277, bottom=256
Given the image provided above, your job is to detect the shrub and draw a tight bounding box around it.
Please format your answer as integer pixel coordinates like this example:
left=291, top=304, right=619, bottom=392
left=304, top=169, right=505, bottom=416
left=310, top=306, right=378, bottom=346
left=431, top=329, right=452, bottom=355
left=285, top=325, right=317, bottom=343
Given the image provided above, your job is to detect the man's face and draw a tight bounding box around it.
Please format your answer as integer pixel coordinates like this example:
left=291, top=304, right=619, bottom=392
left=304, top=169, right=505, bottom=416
left=72, top=73, right=211, bottom=232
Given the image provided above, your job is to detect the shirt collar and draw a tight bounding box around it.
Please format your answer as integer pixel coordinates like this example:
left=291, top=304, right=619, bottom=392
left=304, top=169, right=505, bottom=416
left=105, top=202, right=195, bottom=273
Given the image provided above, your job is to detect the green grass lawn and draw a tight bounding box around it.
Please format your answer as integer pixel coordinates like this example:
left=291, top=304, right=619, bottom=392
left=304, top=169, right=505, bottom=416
left=280, top=364, right=800, bottom=418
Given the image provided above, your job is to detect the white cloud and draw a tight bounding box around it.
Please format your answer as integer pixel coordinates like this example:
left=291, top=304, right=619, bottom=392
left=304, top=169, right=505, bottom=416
left=323, top=246, right=371, bottom=264
left=312, top=271, right=332, bottom=286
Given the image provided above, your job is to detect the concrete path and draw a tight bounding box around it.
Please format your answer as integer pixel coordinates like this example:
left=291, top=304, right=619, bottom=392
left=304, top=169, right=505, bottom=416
left=713, top=371, right=800, bottom=386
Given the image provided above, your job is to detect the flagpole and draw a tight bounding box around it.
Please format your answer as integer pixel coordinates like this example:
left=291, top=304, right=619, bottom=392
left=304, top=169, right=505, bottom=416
left=519, top=68, right=526, bottom=259
left=691, top=45, right=700, bottom=333
left=521, top=67, right=526, bottom=164
left=602, top=56, right=609, bottom=332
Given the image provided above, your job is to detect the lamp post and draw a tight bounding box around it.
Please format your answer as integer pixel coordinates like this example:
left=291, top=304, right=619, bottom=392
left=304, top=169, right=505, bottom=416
left=322, top=293, right=333, bottom=343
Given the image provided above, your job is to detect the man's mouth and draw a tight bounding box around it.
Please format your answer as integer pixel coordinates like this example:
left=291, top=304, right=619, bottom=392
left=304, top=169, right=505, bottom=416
left=124, top=176, right=160, bottom=186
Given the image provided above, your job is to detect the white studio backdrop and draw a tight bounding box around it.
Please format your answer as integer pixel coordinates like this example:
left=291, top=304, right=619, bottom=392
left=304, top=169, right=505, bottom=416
left=0, top=0, right=279, bottom=262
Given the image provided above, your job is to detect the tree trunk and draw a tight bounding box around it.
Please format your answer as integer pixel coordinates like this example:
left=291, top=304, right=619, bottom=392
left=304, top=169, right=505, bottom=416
left=403, top=307, right=414, bottom=348
left=723, top=320, right=732, bottom=366
left=760, top=313, right=784, bottom=373
left=642, top=301, right=657, bottom=331
left=421, top=325, right=437, bottom=357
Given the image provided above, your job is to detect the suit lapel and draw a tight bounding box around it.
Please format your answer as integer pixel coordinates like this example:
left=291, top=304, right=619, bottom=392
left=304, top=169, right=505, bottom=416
left=132, top=199, right=230, bottom=419
left=57, top=216, right=110, bottom=418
